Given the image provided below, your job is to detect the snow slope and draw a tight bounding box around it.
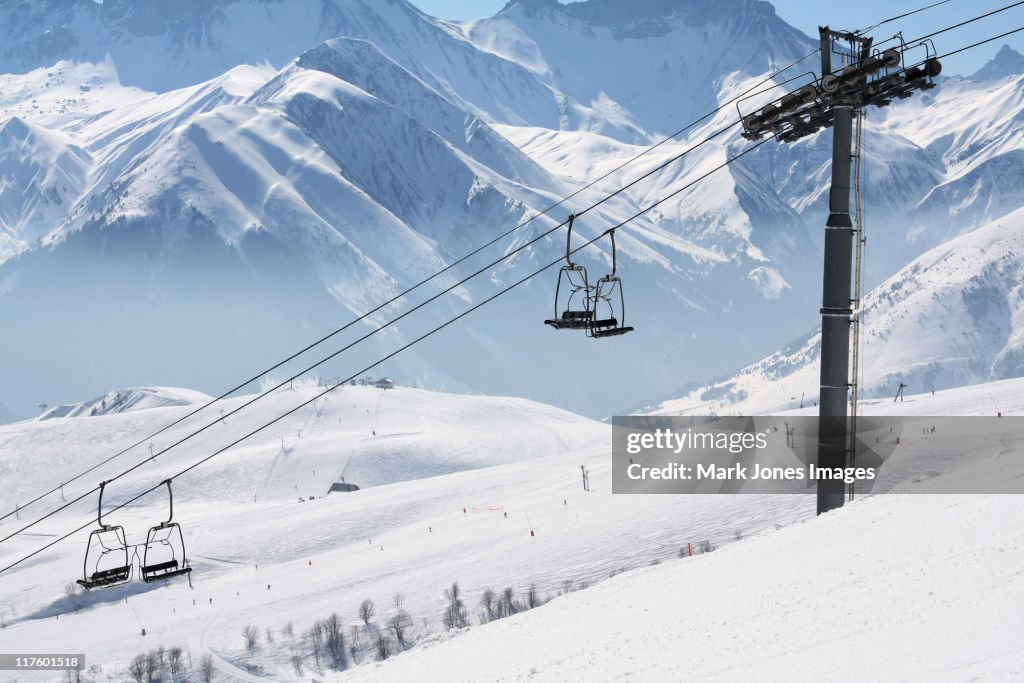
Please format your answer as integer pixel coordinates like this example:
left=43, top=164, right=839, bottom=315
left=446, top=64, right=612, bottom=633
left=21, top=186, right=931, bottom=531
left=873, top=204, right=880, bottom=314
left=37, top=387, right=212, bottom=420
left=0, top=384, right=602, bottom=509
left=0, top=379, right=1021, bottom=681
left=0, top=116, right=91, bottom=261
left=346, top=457, right=1024, bottom=682
left=653, top=206, right=1024, bottom=416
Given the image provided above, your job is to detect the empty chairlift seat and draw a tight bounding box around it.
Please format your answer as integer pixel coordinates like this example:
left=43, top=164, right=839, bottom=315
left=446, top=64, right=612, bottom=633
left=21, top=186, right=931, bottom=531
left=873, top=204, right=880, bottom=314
left=544, top=215, right=595, bottom=330
left=586, top=229, right=634, bottom=338
left=77, top=481, right=132, bottom=590
left=140, top=480, right=192, bottom=584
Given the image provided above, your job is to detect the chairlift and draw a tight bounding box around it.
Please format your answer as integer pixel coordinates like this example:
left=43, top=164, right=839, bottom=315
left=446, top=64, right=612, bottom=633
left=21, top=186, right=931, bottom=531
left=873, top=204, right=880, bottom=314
left=77, top=481, right=132, bottom=590
left=587, top=229, right=634, bottom=338
left=544, top=214, right=594, bottom=330
left=140, top=480, right=192, bottom=584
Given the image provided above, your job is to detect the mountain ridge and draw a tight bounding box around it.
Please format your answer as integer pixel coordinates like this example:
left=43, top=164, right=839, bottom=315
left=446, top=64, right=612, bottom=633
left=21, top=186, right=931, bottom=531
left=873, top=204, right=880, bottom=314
left=0, top=0, right=1023, bottom=420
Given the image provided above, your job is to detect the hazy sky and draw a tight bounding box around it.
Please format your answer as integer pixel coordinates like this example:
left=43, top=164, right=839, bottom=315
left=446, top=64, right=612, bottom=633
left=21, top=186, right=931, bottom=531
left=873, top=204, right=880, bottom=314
left=410, top=0, right=1024, bottom=76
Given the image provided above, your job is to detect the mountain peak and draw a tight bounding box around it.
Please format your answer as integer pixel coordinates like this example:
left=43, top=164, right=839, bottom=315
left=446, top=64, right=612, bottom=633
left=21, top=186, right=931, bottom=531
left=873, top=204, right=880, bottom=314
left=500, top=0, right=776, bottom=27
left=969, top=44, right=1024, bottom=81
left=501, top=0, right=561, bottom=9
left=0, top=115, right=31, bottom=138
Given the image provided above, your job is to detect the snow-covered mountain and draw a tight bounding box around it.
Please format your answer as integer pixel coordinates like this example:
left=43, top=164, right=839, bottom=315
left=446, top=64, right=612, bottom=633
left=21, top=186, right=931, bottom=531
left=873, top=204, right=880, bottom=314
left=653, top=206, right=1024, bottom=416
left=970, top=43, right=1024, bottom=81
left=0, top=116, right=91, bottom=260
left=1, top=0, right=1023, bottom=421
left=37, top=386, right=212, bottom=420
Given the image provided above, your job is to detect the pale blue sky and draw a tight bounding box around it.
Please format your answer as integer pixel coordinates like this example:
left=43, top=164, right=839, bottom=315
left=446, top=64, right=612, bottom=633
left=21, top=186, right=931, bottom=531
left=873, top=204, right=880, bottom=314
left=410, top=0, right=1024, bottom=76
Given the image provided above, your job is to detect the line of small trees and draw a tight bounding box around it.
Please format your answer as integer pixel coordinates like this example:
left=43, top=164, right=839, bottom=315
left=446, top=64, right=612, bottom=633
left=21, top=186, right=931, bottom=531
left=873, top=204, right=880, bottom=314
left=123, top=646, right=212, bottom=683
left=113, top=582, right=572, bottom=682
left=463, top=580, right=571, bottom=628
left=230, top=580, right=576, bottom=676
left=247, top=592, right=417, bottom=677
left=121, top=542, right=719, bottom=681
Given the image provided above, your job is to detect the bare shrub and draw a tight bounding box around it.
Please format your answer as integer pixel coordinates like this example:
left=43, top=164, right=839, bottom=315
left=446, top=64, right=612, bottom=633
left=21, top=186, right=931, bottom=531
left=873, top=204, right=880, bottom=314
left=525, top=584, right=543, bottom=610
left=199, top=653, right=214, bottom=683
left=307, top=622, right=324, bottom=669
left=144, top=652, right=158, bottom=683
left=242, top=625, right=259, bottom=650
left=387, top=610, right=414, bottom=651
left=322, top=613, right=348, bottom=670
left=497, top=587, right=520, bottom=619
left=376, top=633, right=392, bottom=661
left=168, top=647, right=183, bottom=678
left=348, top=625, right=364, bottom=664
left=359, top=598, right=375, bottom=626
left=442, top=582, right=468, bottom=630
left=479, top=588, right=498, bottom=624
left=127, top=654, right=147, bottom=683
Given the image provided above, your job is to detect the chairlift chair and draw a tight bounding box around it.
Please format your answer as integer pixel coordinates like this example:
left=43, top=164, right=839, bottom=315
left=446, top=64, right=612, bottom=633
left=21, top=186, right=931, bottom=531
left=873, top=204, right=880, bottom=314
left=544, top=214, right=594, bottom=330
left=588, top=229, right=634, bottom=338
left=140, top=480, right=192, bottom=583
left=77, top=481, right=132, bottom=590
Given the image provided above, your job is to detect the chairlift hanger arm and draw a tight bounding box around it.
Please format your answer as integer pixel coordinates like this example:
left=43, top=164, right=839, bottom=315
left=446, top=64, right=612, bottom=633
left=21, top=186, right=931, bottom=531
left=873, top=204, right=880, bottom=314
left=610, top=229, right=617, bottom=277
left=565, top=214, right=577, bottom=265
left=163, top=479, right=174, bottom=525
left=97, top=481, right=108, bottom=529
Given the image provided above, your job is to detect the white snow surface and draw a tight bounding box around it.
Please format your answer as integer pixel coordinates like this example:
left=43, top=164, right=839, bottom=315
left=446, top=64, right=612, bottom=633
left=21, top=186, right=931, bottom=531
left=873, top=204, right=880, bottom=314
left=653, top=206, right=1024, bottom=417
left=347, top=461, right=1024, bottom=682
left=37, top=387, right=213, bottom=421
left=0, top=379, right=1022, bottom=681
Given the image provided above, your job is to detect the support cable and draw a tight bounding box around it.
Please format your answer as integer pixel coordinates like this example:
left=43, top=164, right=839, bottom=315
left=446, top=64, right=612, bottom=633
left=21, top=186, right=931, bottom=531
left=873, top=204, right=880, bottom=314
left=6, top=8, right=1020, bottom=562
left=856, top=0, right=954, bottom=35
left=0, top=136, right=774, bottom=574
left=0, top=51, right=823, bottom=527
left=906, top=0, right=1024, bottom=43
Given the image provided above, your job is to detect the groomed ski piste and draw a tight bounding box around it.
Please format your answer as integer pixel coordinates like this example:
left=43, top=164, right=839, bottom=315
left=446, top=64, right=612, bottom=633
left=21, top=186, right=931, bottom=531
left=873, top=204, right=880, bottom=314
left=0, top=378, right=1022, bottom=681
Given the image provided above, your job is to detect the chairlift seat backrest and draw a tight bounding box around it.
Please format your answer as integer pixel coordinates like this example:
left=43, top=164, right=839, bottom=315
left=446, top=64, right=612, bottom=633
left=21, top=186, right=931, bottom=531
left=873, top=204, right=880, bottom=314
left=591, top=324, right=634, bottom=338
left=142, top=559, right=178, bottom=573
left=545, top=308, right=593, bottom=329
left=141, top=557, right=191, bottom=583
left=78, top=564, right=131, bottom=589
